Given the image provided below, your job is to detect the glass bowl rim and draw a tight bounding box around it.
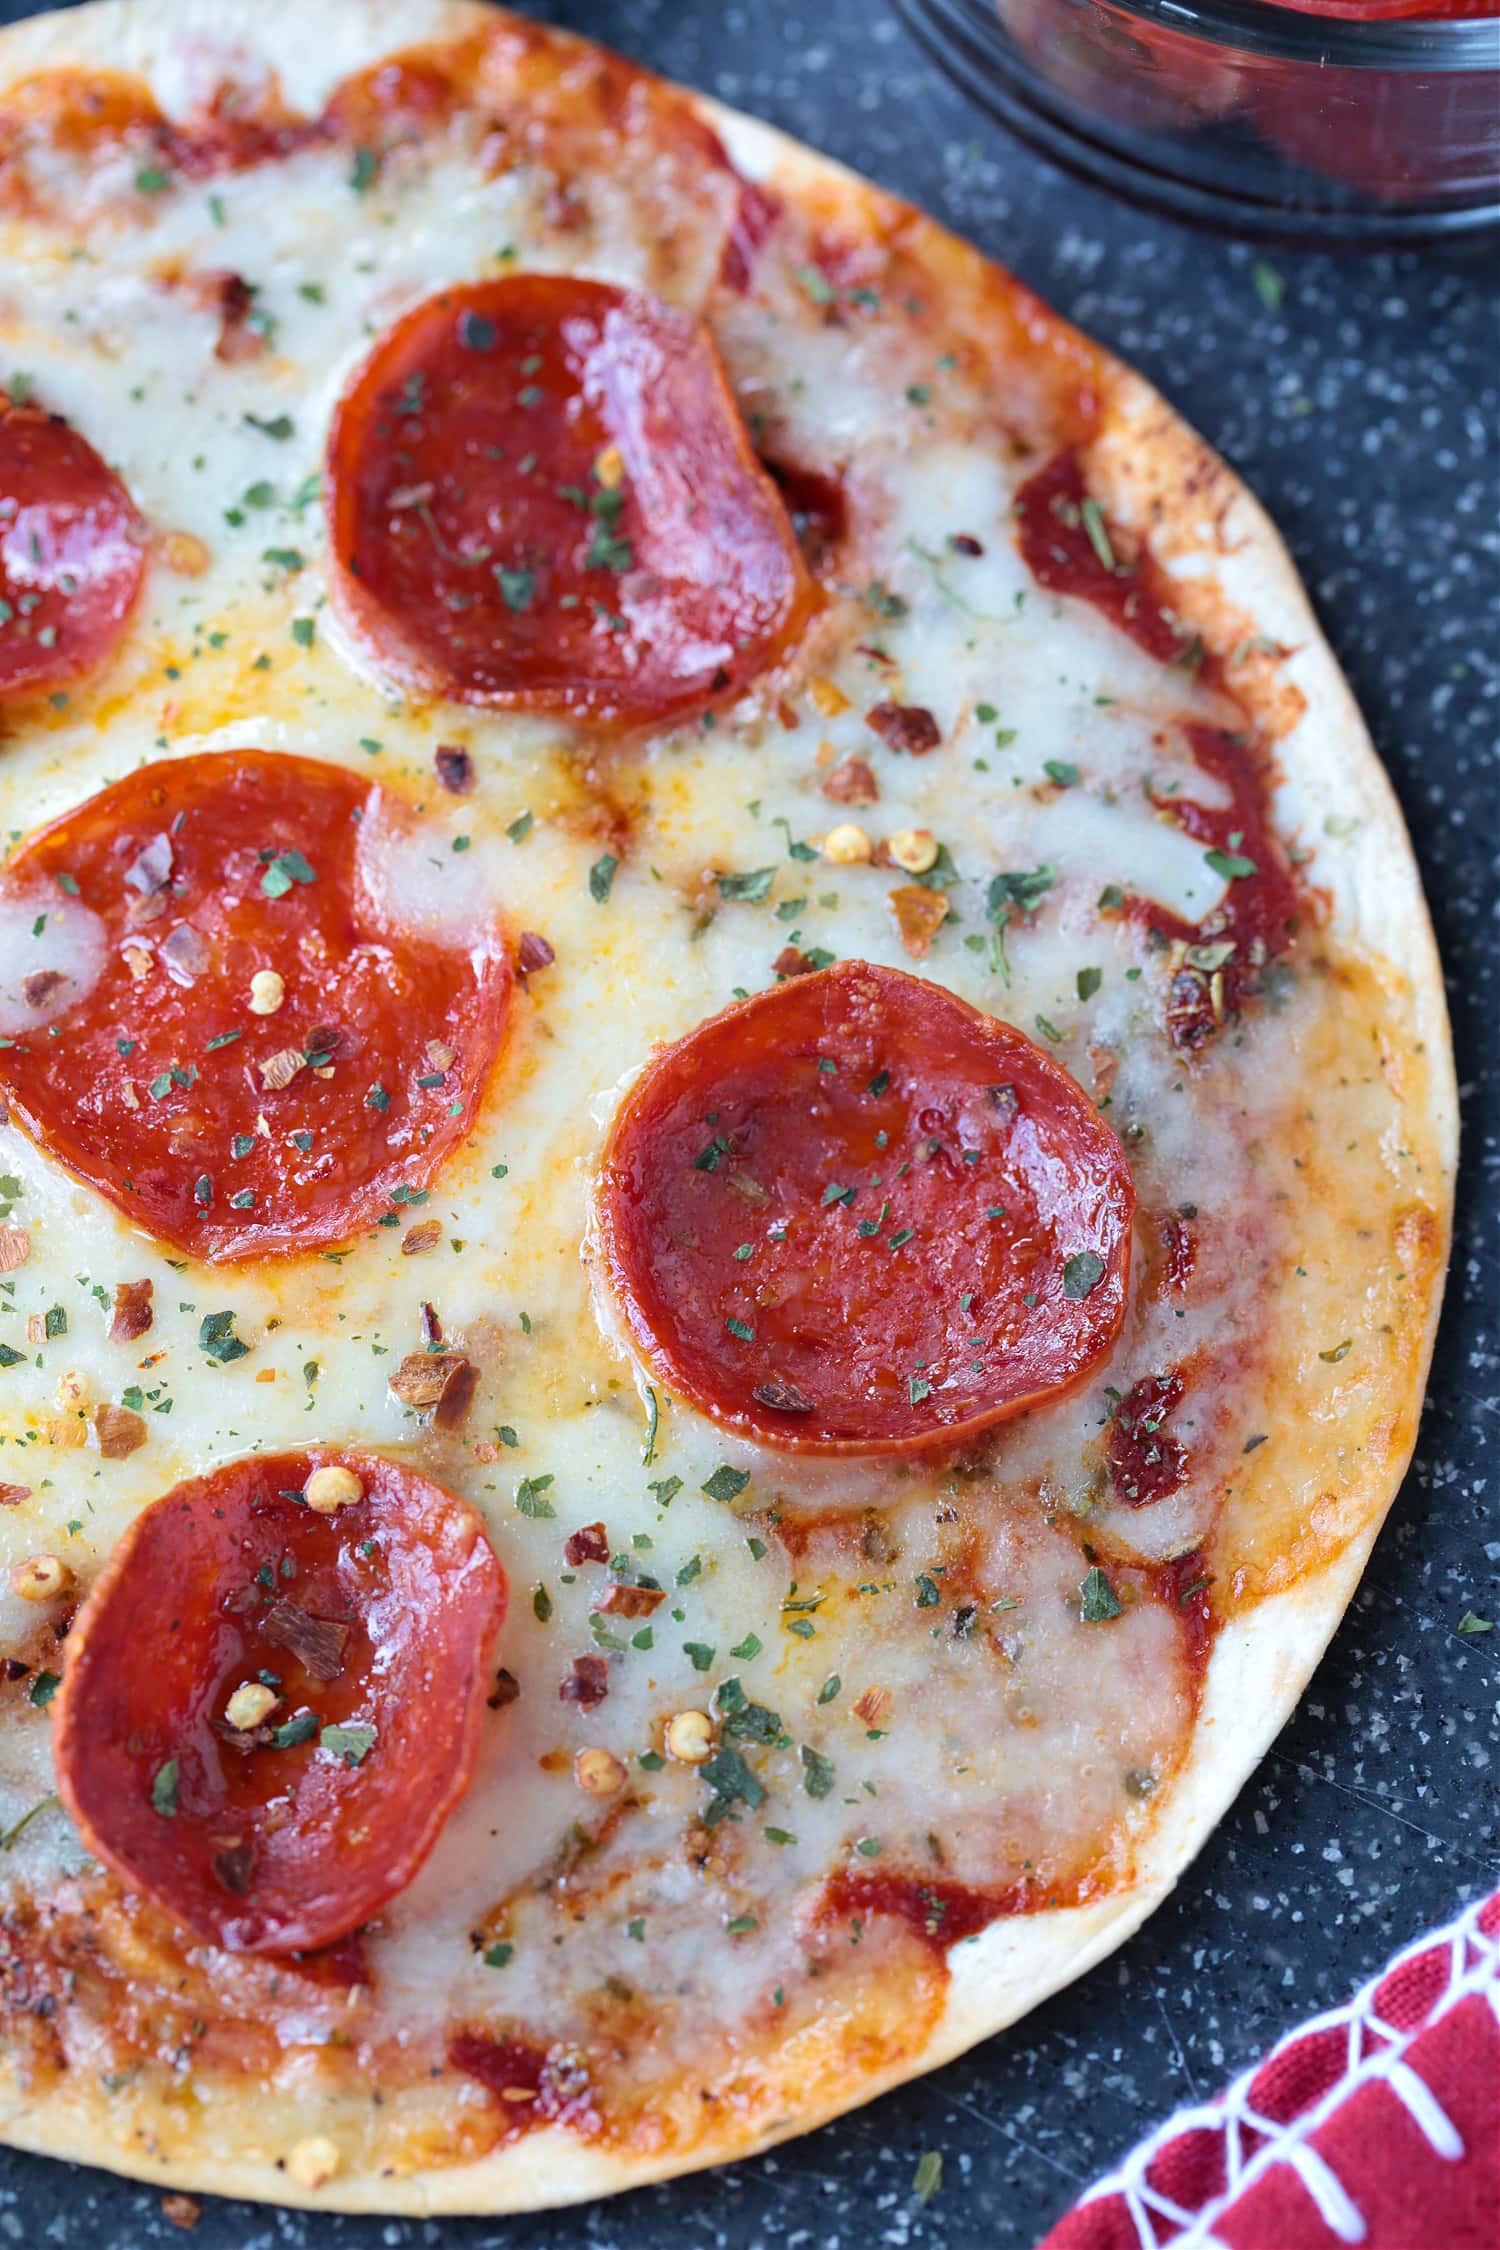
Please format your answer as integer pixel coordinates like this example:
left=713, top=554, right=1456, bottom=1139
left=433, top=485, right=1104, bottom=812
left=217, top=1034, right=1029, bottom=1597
left=914, top=0, right=1500, bottom=69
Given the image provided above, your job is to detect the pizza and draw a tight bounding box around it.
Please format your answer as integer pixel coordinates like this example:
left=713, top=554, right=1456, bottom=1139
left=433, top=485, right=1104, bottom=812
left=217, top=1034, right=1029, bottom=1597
left=0, top=0, right=1456, bottom=2218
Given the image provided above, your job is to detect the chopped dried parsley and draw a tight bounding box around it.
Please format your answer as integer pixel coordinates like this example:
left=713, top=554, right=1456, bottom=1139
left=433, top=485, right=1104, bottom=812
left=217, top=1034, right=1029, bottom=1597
left=795, top=263, right=836, bottom=306
left=717, top=867, right=776, bottom=903
left=701, top=1744, right=766, bottom=1822
left=198, top=1310, right=250, bottom=1364
left=261, top=850, right=316, bottom=899
left=1062, top=1251, right=1105, bottom=1300
left=988, top=864, right=1057, bottom=919
left=271, top=1712, right=319, bottom=1749
left=1205, top=845, right=1257, bottom=881
left=1080, top=1565, right=1122, bottom=1623
left=800, top=1745, right=835, bottom=1799
left=1079, top=497, right=1116, bottom=572
left=320, top=1723, right=375, bottom=1766
left=515, top=1475, right=556, bottom=1519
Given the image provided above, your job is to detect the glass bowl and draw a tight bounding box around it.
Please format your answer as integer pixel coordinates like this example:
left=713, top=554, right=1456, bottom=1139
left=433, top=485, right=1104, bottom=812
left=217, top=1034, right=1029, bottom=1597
left=895, top=0, right=1500, bottom=244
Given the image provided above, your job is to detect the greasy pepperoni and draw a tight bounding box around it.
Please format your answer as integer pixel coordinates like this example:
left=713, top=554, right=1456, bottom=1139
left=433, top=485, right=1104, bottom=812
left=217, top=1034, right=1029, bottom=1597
left=325, top=276, right=813, bottom=728
left=53, top=1451, right=507, bottom=1954
left=0, top=397, right=146, bottom=697
left=1106, top=1371, right=1188, bottom=1506
left=0, top=750, right=509, bottom=1261
left=596, top=962, right=1134, bottom=1454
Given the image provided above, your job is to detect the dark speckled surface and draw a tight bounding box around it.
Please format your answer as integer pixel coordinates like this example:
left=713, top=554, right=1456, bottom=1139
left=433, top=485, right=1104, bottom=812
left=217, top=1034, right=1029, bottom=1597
left=0, top=2, right=1496, bottom=2244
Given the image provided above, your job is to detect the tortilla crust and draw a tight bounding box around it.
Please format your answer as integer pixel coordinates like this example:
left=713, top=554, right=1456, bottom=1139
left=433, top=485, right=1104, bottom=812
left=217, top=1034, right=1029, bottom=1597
left=0, top=0, right=1456, bottom=2214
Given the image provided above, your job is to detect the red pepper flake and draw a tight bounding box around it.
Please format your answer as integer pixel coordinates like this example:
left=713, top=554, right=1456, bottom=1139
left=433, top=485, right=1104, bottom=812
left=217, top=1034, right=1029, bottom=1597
left=821, top=755, right=879, bottom=807
left=773, top=945, right=822, bottom=980
left=94, top=1403, right=147, bottom=1459
left=593, top=1582, right=664, bottom=1619
left=559, top=1653, right=609, bottom=1708
left=866, top=703, right=941, bottom=756
left=564, top=1522, right=609, bottom=1567
left=389, top=1350, right=475, bottom=1428
left=107, top=1277, right=154, bottom=1342
left=21, top=969, right=68, bottom=1011
left=260, top=1597, right=350, bottom=1682
left=434, top=744, right=475, bottom=795
left=517, top=931, right=555, bottom=979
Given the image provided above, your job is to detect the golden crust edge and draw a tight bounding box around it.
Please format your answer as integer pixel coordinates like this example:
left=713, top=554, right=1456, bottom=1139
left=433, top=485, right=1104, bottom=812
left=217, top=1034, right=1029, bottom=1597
left=0, top=0, right=1458, bottom=2217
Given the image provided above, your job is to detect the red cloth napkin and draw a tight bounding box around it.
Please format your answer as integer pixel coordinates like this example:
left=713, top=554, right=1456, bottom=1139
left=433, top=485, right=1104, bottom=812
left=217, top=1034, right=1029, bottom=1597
left=1039, top=1889, right=1498, bottom=2249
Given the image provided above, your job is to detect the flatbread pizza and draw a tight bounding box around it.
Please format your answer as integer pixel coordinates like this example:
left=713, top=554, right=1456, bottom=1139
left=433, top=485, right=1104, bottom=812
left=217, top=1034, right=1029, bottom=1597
left=0, top=0, right=1455, bottom=2214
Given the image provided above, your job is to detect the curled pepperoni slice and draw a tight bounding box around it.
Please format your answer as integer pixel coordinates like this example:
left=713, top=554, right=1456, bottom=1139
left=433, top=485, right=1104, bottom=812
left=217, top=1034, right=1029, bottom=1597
left=0, top=749, right=509, bottom=1260
left=0, top=395, right=146, bottom=697
left=325, top=276, right=812, bottom=727
left=596, top=962, right=1133, bottom=1454
left=53, top=1451, right=507, bottom=1954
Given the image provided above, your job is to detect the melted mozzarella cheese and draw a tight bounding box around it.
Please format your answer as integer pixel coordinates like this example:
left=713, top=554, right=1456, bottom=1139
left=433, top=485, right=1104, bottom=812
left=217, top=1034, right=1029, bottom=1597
left=0, top=891, right=109, bottom=1033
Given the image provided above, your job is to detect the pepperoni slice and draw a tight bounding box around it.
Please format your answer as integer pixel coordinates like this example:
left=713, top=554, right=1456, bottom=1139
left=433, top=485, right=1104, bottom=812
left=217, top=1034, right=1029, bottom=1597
left=0, top=750, right=509, bottom=1260
left=325, top=276, right=813, bottom=727
left=0, top=395, right=146, bottom=697
left=596, top=962, right=1133, bottom=1454
left=53, top=1451, right=507, bottom=1954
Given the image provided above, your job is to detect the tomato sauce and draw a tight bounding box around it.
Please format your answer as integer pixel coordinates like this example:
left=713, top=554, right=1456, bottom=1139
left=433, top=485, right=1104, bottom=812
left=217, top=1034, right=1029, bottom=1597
left=1107, top=1371, right=1189, bottom=1507
left=1015, top=452, right=1301, bottom=1052
left=1147, top=1550, right=1216, bottom=1683
left=448, top=2031, right=602, bottom=2140
left=1014, top=448, right=1204, bottom=675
